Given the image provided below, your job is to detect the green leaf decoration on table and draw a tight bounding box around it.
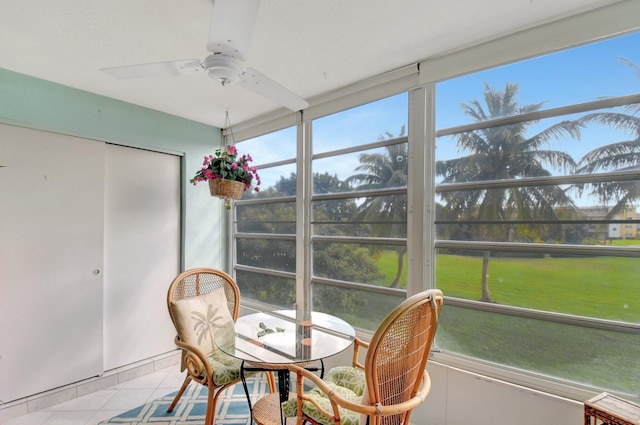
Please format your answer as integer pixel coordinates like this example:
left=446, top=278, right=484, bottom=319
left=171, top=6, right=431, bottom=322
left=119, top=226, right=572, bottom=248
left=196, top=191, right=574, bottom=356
left=257, top=322, right=286, bottom=337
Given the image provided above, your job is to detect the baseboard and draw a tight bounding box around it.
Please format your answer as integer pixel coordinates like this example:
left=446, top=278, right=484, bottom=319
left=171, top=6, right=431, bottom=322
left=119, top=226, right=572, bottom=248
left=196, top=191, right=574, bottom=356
left=0, top=350, right=181, bottom=423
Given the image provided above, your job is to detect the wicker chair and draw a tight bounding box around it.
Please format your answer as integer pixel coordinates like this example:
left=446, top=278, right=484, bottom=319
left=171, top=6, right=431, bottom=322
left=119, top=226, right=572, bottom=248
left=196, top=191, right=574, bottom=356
left=166, top=268, right=275, bottom=425
left=283, top=289, right=443, bottom=425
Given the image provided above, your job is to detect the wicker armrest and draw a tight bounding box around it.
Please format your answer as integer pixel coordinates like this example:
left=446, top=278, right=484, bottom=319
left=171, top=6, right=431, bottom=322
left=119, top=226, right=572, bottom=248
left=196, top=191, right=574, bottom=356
left=351, top=338, right=369, bottom=370
left=174, top=335, right=214, bottom=385
left=288, top=364, right=431, bottom=421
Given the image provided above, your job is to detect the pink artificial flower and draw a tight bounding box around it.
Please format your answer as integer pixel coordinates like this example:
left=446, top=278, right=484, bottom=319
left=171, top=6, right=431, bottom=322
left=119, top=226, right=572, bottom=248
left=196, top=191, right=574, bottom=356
left=227, top=145, right=237, bottom=155
left=231, top=162, right=238, bottom=170
left=203, top=169, right=215, bottom=180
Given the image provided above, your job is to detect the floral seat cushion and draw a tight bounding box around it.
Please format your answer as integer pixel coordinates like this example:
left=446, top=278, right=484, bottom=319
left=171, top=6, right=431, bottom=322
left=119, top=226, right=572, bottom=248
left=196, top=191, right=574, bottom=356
left=282, top=366, right=366, bottom=425
left=208, top=350, right=245, bottom=385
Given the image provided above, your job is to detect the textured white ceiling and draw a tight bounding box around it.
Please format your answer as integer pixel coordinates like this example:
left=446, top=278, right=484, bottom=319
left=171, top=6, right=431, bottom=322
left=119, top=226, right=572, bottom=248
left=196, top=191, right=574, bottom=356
left=0, top=0, right=619, bottom=128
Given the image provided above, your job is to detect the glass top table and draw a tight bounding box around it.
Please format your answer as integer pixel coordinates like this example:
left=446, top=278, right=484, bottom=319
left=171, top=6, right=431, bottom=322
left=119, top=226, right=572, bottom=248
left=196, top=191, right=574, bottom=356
left=215, top=309, right=356, bottom=366
left=215, top=310, right=356, bottom=425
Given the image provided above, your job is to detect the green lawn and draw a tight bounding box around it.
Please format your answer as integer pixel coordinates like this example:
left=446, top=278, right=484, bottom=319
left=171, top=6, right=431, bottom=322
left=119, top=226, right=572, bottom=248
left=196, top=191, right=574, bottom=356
left=610, top=239, right=640, bottom=246
left=436, top=305, right=640, bottom=395
left=372, top=250, right=639, bottom=321
left=369, top=250, right=640, bottom=396
left=436, top=254, right=640, bottom=322
left=370, top=250, right=408, bottom=288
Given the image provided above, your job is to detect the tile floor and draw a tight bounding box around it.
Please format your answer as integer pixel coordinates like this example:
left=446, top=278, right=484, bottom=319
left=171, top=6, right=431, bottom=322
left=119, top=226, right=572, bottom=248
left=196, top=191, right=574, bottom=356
left=3, top=367, right=185, bottom=425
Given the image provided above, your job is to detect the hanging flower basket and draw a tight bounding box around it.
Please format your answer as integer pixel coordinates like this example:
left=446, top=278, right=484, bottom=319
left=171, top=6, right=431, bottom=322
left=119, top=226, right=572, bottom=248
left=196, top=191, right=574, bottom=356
left=189, top=144, right=260, bottom=209
left=208, top=178, right=245, bottom=200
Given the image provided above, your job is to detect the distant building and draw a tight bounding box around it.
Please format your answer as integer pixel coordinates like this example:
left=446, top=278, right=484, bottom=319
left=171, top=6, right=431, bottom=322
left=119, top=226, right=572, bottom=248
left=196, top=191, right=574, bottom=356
left=615, top=207, right=638, bottom=239
left=578, top=206, right=638, bottom=240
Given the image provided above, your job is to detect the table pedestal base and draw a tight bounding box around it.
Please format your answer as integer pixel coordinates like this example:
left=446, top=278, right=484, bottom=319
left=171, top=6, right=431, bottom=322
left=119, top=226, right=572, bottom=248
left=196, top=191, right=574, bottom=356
left=253, top=393, right=298, bottom=425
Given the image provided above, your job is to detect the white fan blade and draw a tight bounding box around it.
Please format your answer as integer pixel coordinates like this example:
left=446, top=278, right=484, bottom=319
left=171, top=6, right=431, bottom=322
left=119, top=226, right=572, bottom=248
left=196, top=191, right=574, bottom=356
left=238, top=67, right=309, bottom=111
left=207, top=0, right=261, bottom=61
left=101, top=60, right=203, bottom=79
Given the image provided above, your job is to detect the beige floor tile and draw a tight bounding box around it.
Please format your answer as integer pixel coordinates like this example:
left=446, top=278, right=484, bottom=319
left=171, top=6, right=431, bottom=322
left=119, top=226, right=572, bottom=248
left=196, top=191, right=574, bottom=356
left=4, top=410, right=55, bottom=425
left=56, top=390, right=118, bottom=411
left=99, top=389, right=155, bottom=411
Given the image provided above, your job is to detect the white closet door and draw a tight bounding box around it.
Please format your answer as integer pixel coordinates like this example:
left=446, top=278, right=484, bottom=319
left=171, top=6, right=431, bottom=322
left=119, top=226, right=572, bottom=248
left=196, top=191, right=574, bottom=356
left=0, top=124, right=104, bottom=402
left=103, top=144, right=180, bottom=370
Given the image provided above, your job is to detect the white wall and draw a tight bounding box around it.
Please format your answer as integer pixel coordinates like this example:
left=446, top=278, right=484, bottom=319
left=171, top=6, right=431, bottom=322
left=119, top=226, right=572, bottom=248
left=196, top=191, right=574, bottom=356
left=0, top=70, right=225, bottom=407
left=0, top=126, right=105, bottom=403
left=0, top=126, right=182, bottom=403
left=103, top=144, right=181, bottom=370
left=419, top=362, right=583, bottom=425
left=0, top=68, right=227, bottom=271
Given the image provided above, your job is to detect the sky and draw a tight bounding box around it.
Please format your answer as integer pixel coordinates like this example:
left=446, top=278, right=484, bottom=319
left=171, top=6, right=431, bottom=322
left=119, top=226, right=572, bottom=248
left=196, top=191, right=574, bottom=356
left=238, top=30, right=640, bottom=196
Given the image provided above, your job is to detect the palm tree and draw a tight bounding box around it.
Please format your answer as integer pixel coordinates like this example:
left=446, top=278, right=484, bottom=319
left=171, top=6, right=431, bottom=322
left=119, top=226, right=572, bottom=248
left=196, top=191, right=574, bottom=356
left=574, top=59, right=640, bottom=218
left=437, top=83, right=581, bottom=302
left=347, top=126, right=408, bottom=288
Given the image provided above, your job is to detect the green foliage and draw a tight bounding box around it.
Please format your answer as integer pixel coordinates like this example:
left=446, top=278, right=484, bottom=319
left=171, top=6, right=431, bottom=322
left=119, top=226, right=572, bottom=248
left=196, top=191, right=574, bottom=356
left=311, top=284, right=402, bottom=331
left=346, top=129, right=409, bottom=288
left=437, top=82, right=581, bottom=241
left=257, top=322, right=285, bottom=337
left=237, top=171, right=381, bottom=308
left=313, top=244, right=384, bottom=283
left=236, top=270, right=296, bottom=308
left=574, top=84, right=640, bottom=218
left=275, top=172, right=297, bottom=196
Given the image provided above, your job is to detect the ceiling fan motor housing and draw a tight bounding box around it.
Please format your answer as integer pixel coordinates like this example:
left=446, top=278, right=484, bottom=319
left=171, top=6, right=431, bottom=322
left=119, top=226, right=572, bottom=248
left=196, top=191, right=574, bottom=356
left=204, top=54, right=244, bottom=86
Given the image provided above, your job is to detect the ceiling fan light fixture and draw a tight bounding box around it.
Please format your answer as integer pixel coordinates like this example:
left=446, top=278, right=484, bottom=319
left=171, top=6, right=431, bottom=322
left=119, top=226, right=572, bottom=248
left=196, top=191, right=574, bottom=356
left=204, top=54, right=244, bottom=86
left=100, top=0, right=308, bottom=111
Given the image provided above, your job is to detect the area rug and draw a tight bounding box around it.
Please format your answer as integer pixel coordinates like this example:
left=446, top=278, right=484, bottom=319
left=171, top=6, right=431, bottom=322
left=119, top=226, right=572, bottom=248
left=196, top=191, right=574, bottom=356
left=99, top=375, right=272, bottom=425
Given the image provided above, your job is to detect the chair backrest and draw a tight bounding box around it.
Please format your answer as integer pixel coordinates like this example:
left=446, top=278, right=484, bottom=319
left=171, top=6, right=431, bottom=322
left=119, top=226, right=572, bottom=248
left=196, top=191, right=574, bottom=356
left=167, top=268, right=241, bottom=328
left=364, top=289, right=443, bottom=425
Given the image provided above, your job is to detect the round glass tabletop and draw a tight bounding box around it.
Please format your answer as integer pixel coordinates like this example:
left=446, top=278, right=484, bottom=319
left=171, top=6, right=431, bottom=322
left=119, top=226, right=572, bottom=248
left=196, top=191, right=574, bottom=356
left=215, top=310, right=356, bottom=365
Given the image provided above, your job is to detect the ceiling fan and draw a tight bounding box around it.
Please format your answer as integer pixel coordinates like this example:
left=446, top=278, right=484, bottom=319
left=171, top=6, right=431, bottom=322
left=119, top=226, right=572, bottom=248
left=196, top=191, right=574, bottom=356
left=101, top=0, right=309, bottom=112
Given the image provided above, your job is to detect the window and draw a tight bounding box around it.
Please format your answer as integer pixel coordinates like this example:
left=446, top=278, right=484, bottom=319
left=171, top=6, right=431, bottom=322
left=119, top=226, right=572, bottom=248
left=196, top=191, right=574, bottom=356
left=233, top=27, right=640, bottom=401
left=234, top=94, right=409, bottom=330
left=434, top=31, right=640, bottom=397
left=233, top=127, right=297, bottom=308
left=310, top=94, right=409, bottom=330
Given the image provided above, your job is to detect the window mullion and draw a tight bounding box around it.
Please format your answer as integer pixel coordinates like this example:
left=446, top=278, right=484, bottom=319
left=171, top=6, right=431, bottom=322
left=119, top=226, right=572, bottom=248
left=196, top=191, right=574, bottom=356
left=407, top=85, right=435, bottom=296
left=296, top=113, right=312, bottom=312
